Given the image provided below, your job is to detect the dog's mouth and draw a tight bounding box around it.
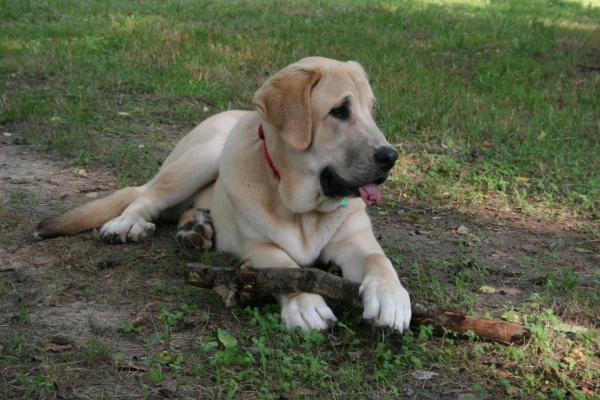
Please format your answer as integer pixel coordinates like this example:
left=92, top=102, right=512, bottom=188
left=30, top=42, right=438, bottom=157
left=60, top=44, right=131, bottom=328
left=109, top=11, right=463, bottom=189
left=358, top=183, right=383, bottom=206
left=319, top=167, right=390, bottom=206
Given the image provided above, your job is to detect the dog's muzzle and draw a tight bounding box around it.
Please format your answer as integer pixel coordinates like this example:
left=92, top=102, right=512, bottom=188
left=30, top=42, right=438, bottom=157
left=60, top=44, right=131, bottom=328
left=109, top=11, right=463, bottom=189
left=319, top=145, right=398, bottom=206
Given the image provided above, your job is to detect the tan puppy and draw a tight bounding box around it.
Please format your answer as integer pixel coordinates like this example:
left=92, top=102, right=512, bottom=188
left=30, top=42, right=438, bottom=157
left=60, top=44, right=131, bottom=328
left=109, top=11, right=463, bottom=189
left=35, top=57, right=411, bottom=333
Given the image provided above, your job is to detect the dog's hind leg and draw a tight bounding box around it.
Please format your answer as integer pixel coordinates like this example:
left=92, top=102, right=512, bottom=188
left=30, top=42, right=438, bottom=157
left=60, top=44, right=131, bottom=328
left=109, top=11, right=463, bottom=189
left=99, top=154, right=219, bottom=244
left=176, top=207, right=214, bottom=250
left=98, top=110, right=246, bottom=244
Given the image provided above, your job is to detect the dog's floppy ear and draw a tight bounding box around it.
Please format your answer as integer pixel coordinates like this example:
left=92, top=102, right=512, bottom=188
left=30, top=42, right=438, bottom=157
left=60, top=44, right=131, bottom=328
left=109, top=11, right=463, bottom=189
left=253, top=65, right=322, bottom=150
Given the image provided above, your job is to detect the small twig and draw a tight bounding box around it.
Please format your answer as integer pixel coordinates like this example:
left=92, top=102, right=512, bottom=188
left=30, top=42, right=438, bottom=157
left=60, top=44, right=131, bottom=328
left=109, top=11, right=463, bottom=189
left=490, top=293, right=509, bottom=309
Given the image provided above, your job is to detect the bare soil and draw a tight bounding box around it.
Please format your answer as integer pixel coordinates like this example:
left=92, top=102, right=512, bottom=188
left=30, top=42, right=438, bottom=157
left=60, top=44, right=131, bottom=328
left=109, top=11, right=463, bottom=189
left=1, top=132, right=598, bottom=399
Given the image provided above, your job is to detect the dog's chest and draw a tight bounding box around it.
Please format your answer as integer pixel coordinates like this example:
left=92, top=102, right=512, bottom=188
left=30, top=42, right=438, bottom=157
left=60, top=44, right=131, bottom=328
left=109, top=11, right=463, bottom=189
left=268, top=209, right=349, bottom=266
left=225, top=200, right=350, bottom=266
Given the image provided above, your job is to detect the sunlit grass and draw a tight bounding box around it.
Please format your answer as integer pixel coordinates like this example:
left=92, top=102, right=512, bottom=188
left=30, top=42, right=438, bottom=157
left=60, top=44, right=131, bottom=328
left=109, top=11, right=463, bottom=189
left=1, top=0, right=598, bottom=213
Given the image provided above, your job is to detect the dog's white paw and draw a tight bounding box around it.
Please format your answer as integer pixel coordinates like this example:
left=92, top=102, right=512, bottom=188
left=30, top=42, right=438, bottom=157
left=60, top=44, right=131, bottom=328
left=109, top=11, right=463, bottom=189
left=360, top=275, right=411, bottom=334
left=280, top=293, right=337, bottom=333
left=100, top=216, right=155, bottom=244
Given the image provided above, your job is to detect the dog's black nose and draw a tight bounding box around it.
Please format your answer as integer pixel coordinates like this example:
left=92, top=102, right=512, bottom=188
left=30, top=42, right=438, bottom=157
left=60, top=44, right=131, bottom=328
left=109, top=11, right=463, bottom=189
left=374, top=146, right=398, bottom=170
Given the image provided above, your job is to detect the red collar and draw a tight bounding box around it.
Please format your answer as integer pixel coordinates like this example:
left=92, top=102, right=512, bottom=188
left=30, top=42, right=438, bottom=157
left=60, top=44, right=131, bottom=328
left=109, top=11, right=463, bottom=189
left=258, top=125, right=281, bottom=180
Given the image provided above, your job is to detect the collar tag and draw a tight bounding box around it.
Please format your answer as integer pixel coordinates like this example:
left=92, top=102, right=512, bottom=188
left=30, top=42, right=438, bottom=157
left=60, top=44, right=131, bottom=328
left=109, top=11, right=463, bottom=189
left=340, top=198, right=348, bottom=206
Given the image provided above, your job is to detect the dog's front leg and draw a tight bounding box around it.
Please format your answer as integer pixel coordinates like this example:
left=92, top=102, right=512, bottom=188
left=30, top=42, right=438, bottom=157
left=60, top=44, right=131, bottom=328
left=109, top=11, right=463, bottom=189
left=323, top=212, right=412, bottom=334
left=243, top=242, right=337, bottom=332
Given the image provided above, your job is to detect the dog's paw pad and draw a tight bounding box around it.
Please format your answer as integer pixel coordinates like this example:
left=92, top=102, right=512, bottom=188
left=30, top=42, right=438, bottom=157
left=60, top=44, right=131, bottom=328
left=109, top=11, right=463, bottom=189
left=177, top=208, right=214, bottom=250
left=177, top=231, right=212, bottom=250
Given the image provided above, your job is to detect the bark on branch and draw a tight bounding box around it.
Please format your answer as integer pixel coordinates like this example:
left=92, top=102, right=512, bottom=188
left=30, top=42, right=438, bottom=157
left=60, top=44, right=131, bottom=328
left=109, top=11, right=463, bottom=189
left=185, top=263, right=530, bottom=344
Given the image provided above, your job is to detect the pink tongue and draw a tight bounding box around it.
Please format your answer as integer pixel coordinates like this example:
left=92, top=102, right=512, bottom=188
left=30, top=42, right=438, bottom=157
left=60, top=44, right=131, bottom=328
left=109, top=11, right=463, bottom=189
left=358, top=183, right=382, bottom=206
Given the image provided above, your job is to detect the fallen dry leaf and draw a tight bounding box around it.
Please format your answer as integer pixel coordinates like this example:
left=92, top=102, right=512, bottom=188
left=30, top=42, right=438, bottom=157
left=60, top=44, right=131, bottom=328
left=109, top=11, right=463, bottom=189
left=497, top=287, right=522, bottom=296
left=331, top=355, right=344, bottom=364
left=538, top=131, right=547, bottom=140
left=479, top=285, right=496, bottom=294
left=41, top=343, right=73, bottom=352
left=74, top=339, right=92, bottom=347
left=496, top=370, right=512, bottom=378
left=117, top=363, right=148, bottom=373
left=62, top=283, right=76, bottom=297
left=132, top=316, right=152, bottom=329
left=482, top=140, right=494, bottom=147
left=412, top=370, right=439, bottom=380
left=456, top=225, right=470, bottom=235
left=569, top=347, right=585, bottom=361
left=561, top=356, right=573, bottom=365
left=33, top=257, right=54, bottom=266
left=582, top=387, right=595, bottom=396
left=500, top=311, right=521, bottom=323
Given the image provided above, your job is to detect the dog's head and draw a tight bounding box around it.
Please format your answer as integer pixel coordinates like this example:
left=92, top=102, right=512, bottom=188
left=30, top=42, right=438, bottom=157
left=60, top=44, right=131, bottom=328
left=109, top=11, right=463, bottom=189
left=253, top=57, right=397, bottom=213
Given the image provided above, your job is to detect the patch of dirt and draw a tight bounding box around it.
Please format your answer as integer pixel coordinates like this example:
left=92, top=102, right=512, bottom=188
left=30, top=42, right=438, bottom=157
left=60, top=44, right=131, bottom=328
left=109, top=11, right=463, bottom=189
left=0, top=135, right=598, bottom=398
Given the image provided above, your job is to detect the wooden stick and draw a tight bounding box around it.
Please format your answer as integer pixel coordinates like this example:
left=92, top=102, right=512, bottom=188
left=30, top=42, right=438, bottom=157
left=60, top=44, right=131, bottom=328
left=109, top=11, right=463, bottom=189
left=185, top=263, right=530, bottom=344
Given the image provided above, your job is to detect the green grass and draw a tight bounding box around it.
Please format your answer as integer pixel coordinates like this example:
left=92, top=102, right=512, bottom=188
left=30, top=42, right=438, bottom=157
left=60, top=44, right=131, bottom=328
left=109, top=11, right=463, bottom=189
left=1, top=0, right=599, bottom=214
left=1, top=0, right=600, bottom=398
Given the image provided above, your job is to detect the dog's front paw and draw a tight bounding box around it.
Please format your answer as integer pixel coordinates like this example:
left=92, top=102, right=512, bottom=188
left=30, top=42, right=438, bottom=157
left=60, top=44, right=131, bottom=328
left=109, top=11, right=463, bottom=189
left=176, top=208, right=214, bottom=250
left=100, top=216, right=155, bottom=244
left=360, top=276, right=411, bottom=334
left=280, top=292, right=337, bottom=333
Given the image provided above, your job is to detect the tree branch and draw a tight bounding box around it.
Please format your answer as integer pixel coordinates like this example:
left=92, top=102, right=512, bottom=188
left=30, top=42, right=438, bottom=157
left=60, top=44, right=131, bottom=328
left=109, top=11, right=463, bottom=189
left=185, top=263, right=530, bottom=344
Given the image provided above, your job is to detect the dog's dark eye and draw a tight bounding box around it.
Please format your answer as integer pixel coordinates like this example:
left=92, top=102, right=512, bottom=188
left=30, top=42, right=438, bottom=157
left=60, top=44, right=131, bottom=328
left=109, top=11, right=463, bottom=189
left=330, top=104, right=349, bottom=120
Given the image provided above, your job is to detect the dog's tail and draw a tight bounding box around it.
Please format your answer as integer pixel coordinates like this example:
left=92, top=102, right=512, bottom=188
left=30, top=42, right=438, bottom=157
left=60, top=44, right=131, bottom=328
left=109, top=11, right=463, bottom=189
left=34, top=186, right=143, bottom=239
